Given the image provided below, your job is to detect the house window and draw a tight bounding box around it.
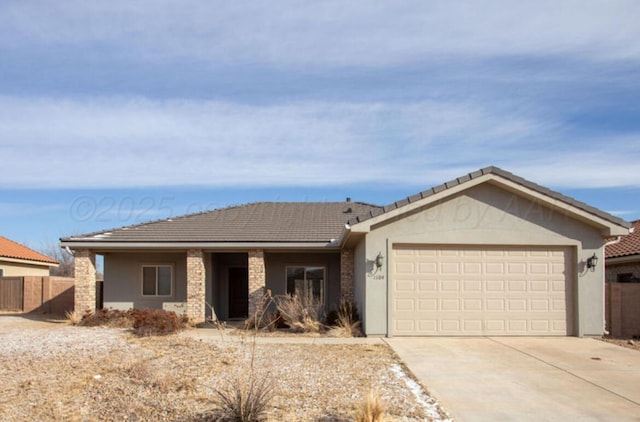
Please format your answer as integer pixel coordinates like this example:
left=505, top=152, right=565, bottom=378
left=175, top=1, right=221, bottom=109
left=0, top=268, right=3, bottom=277
left=141, top=265, right=172, bottom=296
left=286, top=266, right=325, bottom=305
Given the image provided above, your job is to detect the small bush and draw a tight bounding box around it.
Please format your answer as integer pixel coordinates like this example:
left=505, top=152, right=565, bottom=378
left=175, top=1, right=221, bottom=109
left=78, top=308, right=135, bottom=328
left=353, top=391, right=387, bottom=422
left=131, top=309, right=188, bottom=336
left=274, top=295, right=323, bottom=333
left=326, top=301, right=362, bottom=337
left=326, top=300, right=360, bottom=326
left=212, top=373, right=274, bottom=421
left=77, top=308, right=187, bottom=336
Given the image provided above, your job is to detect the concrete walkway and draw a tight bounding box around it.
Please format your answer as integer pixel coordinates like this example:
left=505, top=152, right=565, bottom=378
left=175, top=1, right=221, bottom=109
left=187, top=327, right=386, bottom=344
left=385, top=337, right=640, bottom=421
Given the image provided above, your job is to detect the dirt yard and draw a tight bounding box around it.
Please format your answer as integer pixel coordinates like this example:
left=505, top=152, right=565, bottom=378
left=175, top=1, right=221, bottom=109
left=0, top=315, right=451, bottom=421
left=600, top=337, right=640, bottom=352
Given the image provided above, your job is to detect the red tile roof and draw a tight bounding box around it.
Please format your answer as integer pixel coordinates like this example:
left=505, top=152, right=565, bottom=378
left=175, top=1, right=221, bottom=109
left=605, top=220, right=640, bottom=259
left=0, top=236, right=59, bottom=265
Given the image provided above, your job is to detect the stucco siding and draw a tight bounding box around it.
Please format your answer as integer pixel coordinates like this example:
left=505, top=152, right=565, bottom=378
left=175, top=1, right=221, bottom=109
left=353, top=240, right=367, bottom=332
left=0, top=260, right=51, bottom=277
left=362, top=183, right=606, bottom=336
left=103, top=252, right=187, bottom=309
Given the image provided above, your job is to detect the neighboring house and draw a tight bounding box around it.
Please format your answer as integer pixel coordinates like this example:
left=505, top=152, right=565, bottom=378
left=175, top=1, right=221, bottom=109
left=604, top=219, right=640, bottom=338
left=0, top=236, right=59, bottom=276
left=605, top=219, right=640, bottom=283
left=60, top=167, right=630, bottom=337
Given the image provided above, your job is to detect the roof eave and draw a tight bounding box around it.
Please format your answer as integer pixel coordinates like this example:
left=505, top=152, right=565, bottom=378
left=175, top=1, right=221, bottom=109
left=606, top=254, right=640, bottom=264
left=349, top=170, right=631, bottom=237
left=59, top=240, right=340, bottom=250
left=0, top=256, right=59, bottom=267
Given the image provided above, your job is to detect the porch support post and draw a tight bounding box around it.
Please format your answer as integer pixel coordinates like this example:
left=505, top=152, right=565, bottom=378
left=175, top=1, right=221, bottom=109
left=340, top=249, right=355, bottom=302
left=74, top=248, right=96, bottom=313
left=186, top=248, right=206, bottom=324
left=248, top=249, right=266, bottom=317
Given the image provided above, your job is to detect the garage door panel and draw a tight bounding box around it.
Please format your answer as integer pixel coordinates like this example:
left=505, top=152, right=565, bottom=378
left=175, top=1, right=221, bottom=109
left=391, top=245, right=573, bottom=336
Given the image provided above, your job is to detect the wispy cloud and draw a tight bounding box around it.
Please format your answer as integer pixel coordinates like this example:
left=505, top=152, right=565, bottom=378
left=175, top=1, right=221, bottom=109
left=1, top=95, right=637, bottom=189
left=1, top=1, right=639, bottom=67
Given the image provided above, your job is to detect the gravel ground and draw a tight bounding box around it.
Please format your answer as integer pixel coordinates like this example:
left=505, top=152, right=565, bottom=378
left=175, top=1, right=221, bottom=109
left=599, top=337, right=640, bottom=352
left=0, top=316, right=451, bottom=421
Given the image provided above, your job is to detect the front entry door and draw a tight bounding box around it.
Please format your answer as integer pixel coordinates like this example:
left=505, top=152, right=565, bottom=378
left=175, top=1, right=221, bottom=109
left=228, top=267, right=249, bottom=319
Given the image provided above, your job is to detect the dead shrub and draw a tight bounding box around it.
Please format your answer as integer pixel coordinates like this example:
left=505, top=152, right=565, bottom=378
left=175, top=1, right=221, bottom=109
left=130, top=309, right=188, bottom=336
left=326, top=301, right=362, bottom=337
left=353, top=390, right=387, bottom=422
left=211, top=372, right=274, bottom=422
left=243, top=291, right=279, bottom=332
left=274, top=294, right=323, bottom=333
left=78, top=308, right=135, bottom=328
left=77, top=308, right=188, bottom=336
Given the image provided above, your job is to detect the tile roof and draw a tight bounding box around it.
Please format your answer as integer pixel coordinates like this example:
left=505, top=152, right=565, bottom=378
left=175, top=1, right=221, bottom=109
left=0, top=236, right=59, bottom=265
left=61, top=166, right=630, bottom=247
left=62, top=201, right=382, bottom=244
left=347, top=166, right=631, bottom=229
left=606, top=219, right=640, bottom=259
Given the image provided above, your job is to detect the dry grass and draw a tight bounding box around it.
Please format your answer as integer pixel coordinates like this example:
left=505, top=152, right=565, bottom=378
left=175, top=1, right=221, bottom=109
left=327, top=301, right=362, bottom=338
left=354, top=390, right=387, bottom=422
left=211, top=372, right=274, bottom=421
left=0, top=324, right=450, bottom=421
left=65, top=310, right=82, bottom=325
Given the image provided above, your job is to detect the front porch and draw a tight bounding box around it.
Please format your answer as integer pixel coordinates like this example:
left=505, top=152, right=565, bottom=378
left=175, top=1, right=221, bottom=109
left=74, top=248, right=355, bottom=323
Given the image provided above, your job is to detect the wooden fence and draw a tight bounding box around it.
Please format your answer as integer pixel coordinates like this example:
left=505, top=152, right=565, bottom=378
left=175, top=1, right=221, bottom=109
left=606, top=282, right=640, bottom=338
left=0, top=276, right=75, bottom=315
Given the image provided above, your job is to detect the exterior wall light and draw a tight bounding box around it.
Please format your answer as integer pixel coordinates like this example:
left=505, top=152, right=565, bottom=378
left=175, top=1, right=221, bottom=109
left=586, top=253, right=598, bottom=272
left=375, top=252, right=384, bottom=270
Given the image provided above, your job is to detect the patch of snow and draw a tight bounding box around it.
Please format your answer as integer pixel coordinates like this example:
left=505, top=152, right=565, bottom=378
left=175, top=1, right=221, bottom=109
left=390, top=364, right=453, bottom=422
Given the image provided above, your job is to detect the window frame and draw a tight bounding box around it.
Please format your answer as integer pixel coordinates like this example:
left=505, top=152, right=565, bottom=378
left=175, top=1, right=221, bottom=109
left=140, top=264, right=174, bottom=297
left=285, top=265, right=326, bottom=305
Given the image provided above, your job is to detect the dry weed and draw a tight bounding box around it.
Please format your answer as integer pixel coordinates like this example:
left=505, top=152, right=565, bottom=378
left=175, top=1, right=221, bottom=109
left=327, top=301, right=362, bottom=337
left=65, top=310, right=82, bottom=326
left=353, top=390, right=387, bottom=422
left=211, top=371, right=274, bottom=421
left=274, top=294, right=323, bottom=333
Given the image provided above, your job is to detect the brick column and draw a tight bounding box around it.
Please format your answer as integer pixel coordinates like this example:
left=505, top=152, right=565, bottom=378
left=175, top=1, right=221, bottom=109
left=340, top=249, right=354, bottom=302
left=248, top=249, right=266, bottom=317
left=186, top=249, right=206, bottom=324
left=74, top=249, right=96, bottom=313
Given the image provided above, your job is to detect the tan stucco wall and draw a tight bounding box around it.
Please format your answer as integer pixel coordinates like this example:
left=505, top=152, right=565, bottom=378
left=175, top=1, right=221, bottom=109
left=103, top=252, right=187, bottom=309
left=0, top=260, right=51, bottom=277
left=357, top=183, right=606, bottom=337
left=353, top=240, right=367, bottom=332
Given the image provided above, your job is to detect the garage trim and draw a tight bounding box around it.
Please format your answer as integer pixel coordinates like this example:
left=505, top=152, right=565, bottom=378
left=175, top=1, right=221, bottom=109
left=388, top=244, right=576, bottom=337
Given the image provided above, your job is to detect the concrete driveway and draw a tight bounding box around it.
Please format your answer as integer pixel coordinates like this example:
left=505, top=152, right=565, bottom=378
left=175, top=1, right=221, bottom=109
left=385, top=337, right=640, bottom=421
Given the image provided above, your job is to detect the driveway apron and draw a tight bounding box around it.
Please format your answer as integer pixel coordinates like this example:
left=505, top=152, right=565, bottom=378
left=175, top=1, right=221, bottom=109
left=385, top=337, right=640, bottom=421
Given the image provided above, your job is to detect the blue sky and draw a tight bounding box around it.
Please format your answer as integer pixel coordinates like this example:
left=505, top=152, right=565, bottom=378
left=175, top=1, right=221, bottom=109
left=1, top=1, right=639, bottom=252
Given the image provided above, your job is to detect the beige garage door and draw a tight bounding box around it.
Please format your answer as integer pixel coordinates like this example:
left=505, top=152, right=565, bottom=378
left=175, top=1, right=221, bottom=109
left=391, top=245, right=573, bottom=336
